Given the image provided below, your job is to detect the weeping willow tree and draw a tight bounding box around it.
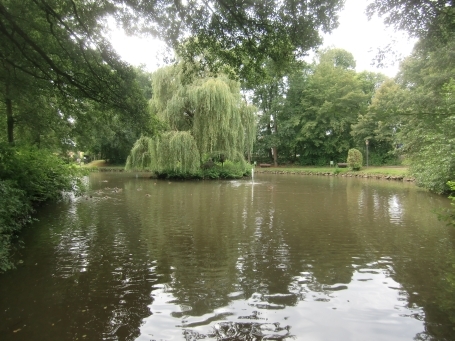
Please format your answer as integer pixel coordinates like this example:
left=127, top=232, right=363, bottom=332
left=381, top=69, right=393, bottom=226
left=125, top=136, right=152, bottom=170
left=126, top=64, right=257, bottom=176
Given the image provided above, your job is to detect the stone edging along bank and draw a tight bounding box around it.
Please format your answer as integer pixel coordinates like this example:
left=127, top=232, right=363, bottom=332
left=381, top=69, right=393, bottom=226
left=254, top=169, right=415, bottom=182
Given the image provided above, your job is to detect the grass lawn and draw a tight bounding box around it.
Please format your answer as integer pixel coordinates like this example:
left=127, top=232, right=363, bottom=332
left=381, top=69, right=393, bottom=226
left=82, top=160, right=125, bottom=171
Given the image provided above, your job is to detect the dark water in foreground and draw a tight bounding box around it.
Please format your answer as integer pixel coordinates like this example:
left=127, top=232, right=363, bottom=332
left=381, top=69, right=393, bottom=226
left=1, top=173, right=454, bottom=341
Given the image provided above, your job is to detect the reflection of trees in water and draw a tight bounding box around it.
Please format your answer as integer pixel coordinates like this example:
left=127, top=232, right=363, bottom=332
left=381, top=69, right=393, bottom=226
left=233, top=179, right=359, bottom=307
left=124, top=176, right=455, bottom=339
left=48, top=195, right=156, bottom=340
left=7, top=175, right=455, bottom=340
left=127, top=180, right=247, bottom=315
left=235, top=206, right=295, bottom=297
left=344, top=180, right=455, bottom=338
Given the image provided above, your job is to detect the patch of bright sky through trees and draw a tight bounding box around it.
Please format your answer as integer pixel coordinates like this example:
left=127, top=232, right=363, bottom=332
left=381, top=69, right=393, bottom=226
left=108, top=0, right=416, bottom=78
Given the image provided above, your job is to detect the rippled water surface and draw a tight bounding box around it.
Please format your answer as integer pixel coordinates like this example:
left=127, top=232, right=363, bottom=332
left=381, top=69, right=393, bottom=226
left=1, top=173, right=455, bottom=341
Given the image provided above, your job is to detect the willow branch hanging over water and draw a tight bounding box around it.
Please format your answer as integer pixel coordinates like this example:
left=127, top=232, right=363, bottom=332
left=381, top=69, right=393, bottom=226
left=127, top=64, right=257, bottom=176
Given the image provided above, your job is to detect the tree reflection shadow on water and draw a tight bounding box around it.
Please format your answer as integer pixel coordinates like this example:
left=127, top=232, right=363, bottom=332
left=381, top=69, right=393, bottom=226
left=3, top=174, right=455, bottom=341
left=184, top=321, right=293, bottom=341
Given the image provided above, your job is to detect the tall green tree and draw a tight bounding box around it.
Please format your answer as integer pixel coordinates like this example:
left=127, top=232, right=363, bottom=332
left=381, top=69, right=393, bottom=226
left=357, top=39, right=455, bottom=192
left=171, top=0, right=344, bottom=82
left=126, top=64, right=256, bottom=174
left=74, top=67, right=156, bottom=163
left=350, top=74, right=396, bottom=165
left=396, top=49, right=455, bottom=193
left=251, top=60, right=292, bottom=166
left=366, top=0, right=455, bottom=192
left=290, top=49, right=369, bottom=165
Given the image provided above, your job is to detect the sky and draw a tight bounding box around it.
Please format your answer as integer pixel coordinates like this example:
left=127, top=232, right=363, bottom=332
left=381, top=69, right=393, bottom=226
left=320, top=0, right=416, bottom=77
left=109, top=0, right=417, bottom=77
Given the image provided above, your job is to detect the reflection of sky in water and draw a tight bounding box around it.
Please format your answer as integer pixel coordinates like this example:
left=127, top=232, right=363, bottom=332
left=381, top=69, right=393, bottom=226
left=4, top=173, right=451, bottom=341
left=388, top=195, right=404, bottom=224
left=137, top=259, right=424, bottom=341
left=373, top=191, right=381, bottom=214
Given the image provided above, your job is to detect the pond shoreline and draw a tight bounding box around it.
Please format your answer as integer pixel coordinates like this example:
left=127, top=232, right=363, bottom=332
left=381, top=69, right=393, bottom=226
left=83, top=161, right=414, bottom=182
left=254, top=169, right=415, bottom=182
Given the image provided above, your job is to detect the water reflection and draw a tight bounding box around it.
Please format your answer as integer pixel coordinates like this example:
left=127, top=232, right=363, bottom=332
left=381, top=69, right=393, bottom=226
left=388, top=194, right=404, bottom=224
left=0, top=173, right=454, bottom=341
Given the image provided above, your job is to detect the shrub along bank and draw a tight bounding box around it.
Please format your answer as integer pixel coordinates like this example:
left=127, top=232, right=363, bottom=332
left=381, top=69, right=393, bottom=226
left=0, top=144, right=84, bottom=272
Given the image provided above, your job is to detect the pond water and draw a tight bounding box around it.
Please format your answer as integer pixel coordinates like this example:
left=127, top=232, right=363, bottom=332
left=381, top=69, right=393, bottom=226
left=1, top=173, right=454, bottom=341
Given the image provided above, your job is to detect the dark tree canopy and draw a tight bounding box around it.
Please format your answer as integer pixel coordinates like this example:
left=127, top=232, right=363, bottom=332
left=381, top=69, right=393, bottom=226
left=174, top=0, right=343, bottom=81
left=0, top=0, right=152, bottom=148
left=0, top=0, right=146, bottom=113
left=1, top=0, right=344, bottom=94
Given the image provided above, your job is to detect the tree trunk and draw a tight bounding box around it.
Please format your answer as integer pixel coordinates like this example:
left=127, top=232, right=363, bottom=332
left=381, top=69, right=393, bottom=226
left=272, top=112, right=278, bottom=167
left=272, top=147, right=278, bottom=166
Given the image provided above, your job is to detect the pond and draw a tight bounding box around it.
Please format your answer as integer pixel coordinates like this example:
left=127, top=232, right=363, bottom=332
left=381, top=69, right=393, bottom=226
left=0, top=173, right=454, bottom=341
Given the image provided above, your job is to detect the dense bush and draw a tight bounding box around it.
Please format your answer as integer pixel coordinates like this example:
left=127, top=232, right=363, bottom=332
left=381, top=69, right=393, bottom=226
left=0, top=144, right=83, bottom=202
left=347, top=148, right=363, bottom=170
left=0, top=181, right=33, bottom=272
left=367, top=151, right=400, bottom=166
left=0, top=143, right=84, bottom=271
left=439, top=181, right=455, bottom=227
left=154, top=160, right=249, bottom=180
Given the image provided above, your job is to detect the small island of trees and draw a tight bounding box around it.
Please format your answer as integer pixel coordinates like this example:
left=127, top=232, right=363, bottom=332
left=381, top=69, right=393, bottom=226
left=125, top=64, right=257, bottom=179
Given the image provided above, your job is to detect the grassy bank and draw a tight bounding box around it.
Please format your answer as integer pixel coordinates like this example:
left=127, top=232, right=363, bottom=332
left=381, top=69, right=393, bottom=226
left=82, top=160, right=127, bottom=172
left=254, top=165, right=413, bottom=181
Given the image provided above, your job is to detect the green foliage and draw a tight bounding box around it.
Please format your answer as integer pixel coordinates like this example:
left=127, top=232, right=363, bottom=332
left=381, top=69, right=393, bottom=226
left=267, top=49, right=374, bottom=166
left=0, top=0, right=153, bottom=159
left=173, top=0, right=344, bottom=83
left=153, top=131, right=201, bottom=174
left=351, top=78, right=399, bottom=162
left=127, top=132, right=201, bottom=174
left=448, top=181, right=455, bottom=226
left=388, top=43, right=455, bottom=193
left=318, top=48, right=357, bottom=69
left=367, top=1, right=455, bottom=49
left=0, top=143, right=84, bottom=272
left=366, top=150, right=399, bottom=166
left=199, top=160, right=247, bottom=179
left=252, top=51, right=392, bottom=167
left=353, top=27, right=455, bottom=193
left=0, top=144, right=83, bottom=202
left=217, top=160, right=248, bottom=179
left=127, top=65, right=255, bottom=178
left=125, top=136, right=153, bottom=171
left=0, top=180, right=33, bottom=272
left=347, top=148, right=363, bottom=170
left=439, top=181, right=455, bottom=227
left=154, top=160, right=247, bottom=180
